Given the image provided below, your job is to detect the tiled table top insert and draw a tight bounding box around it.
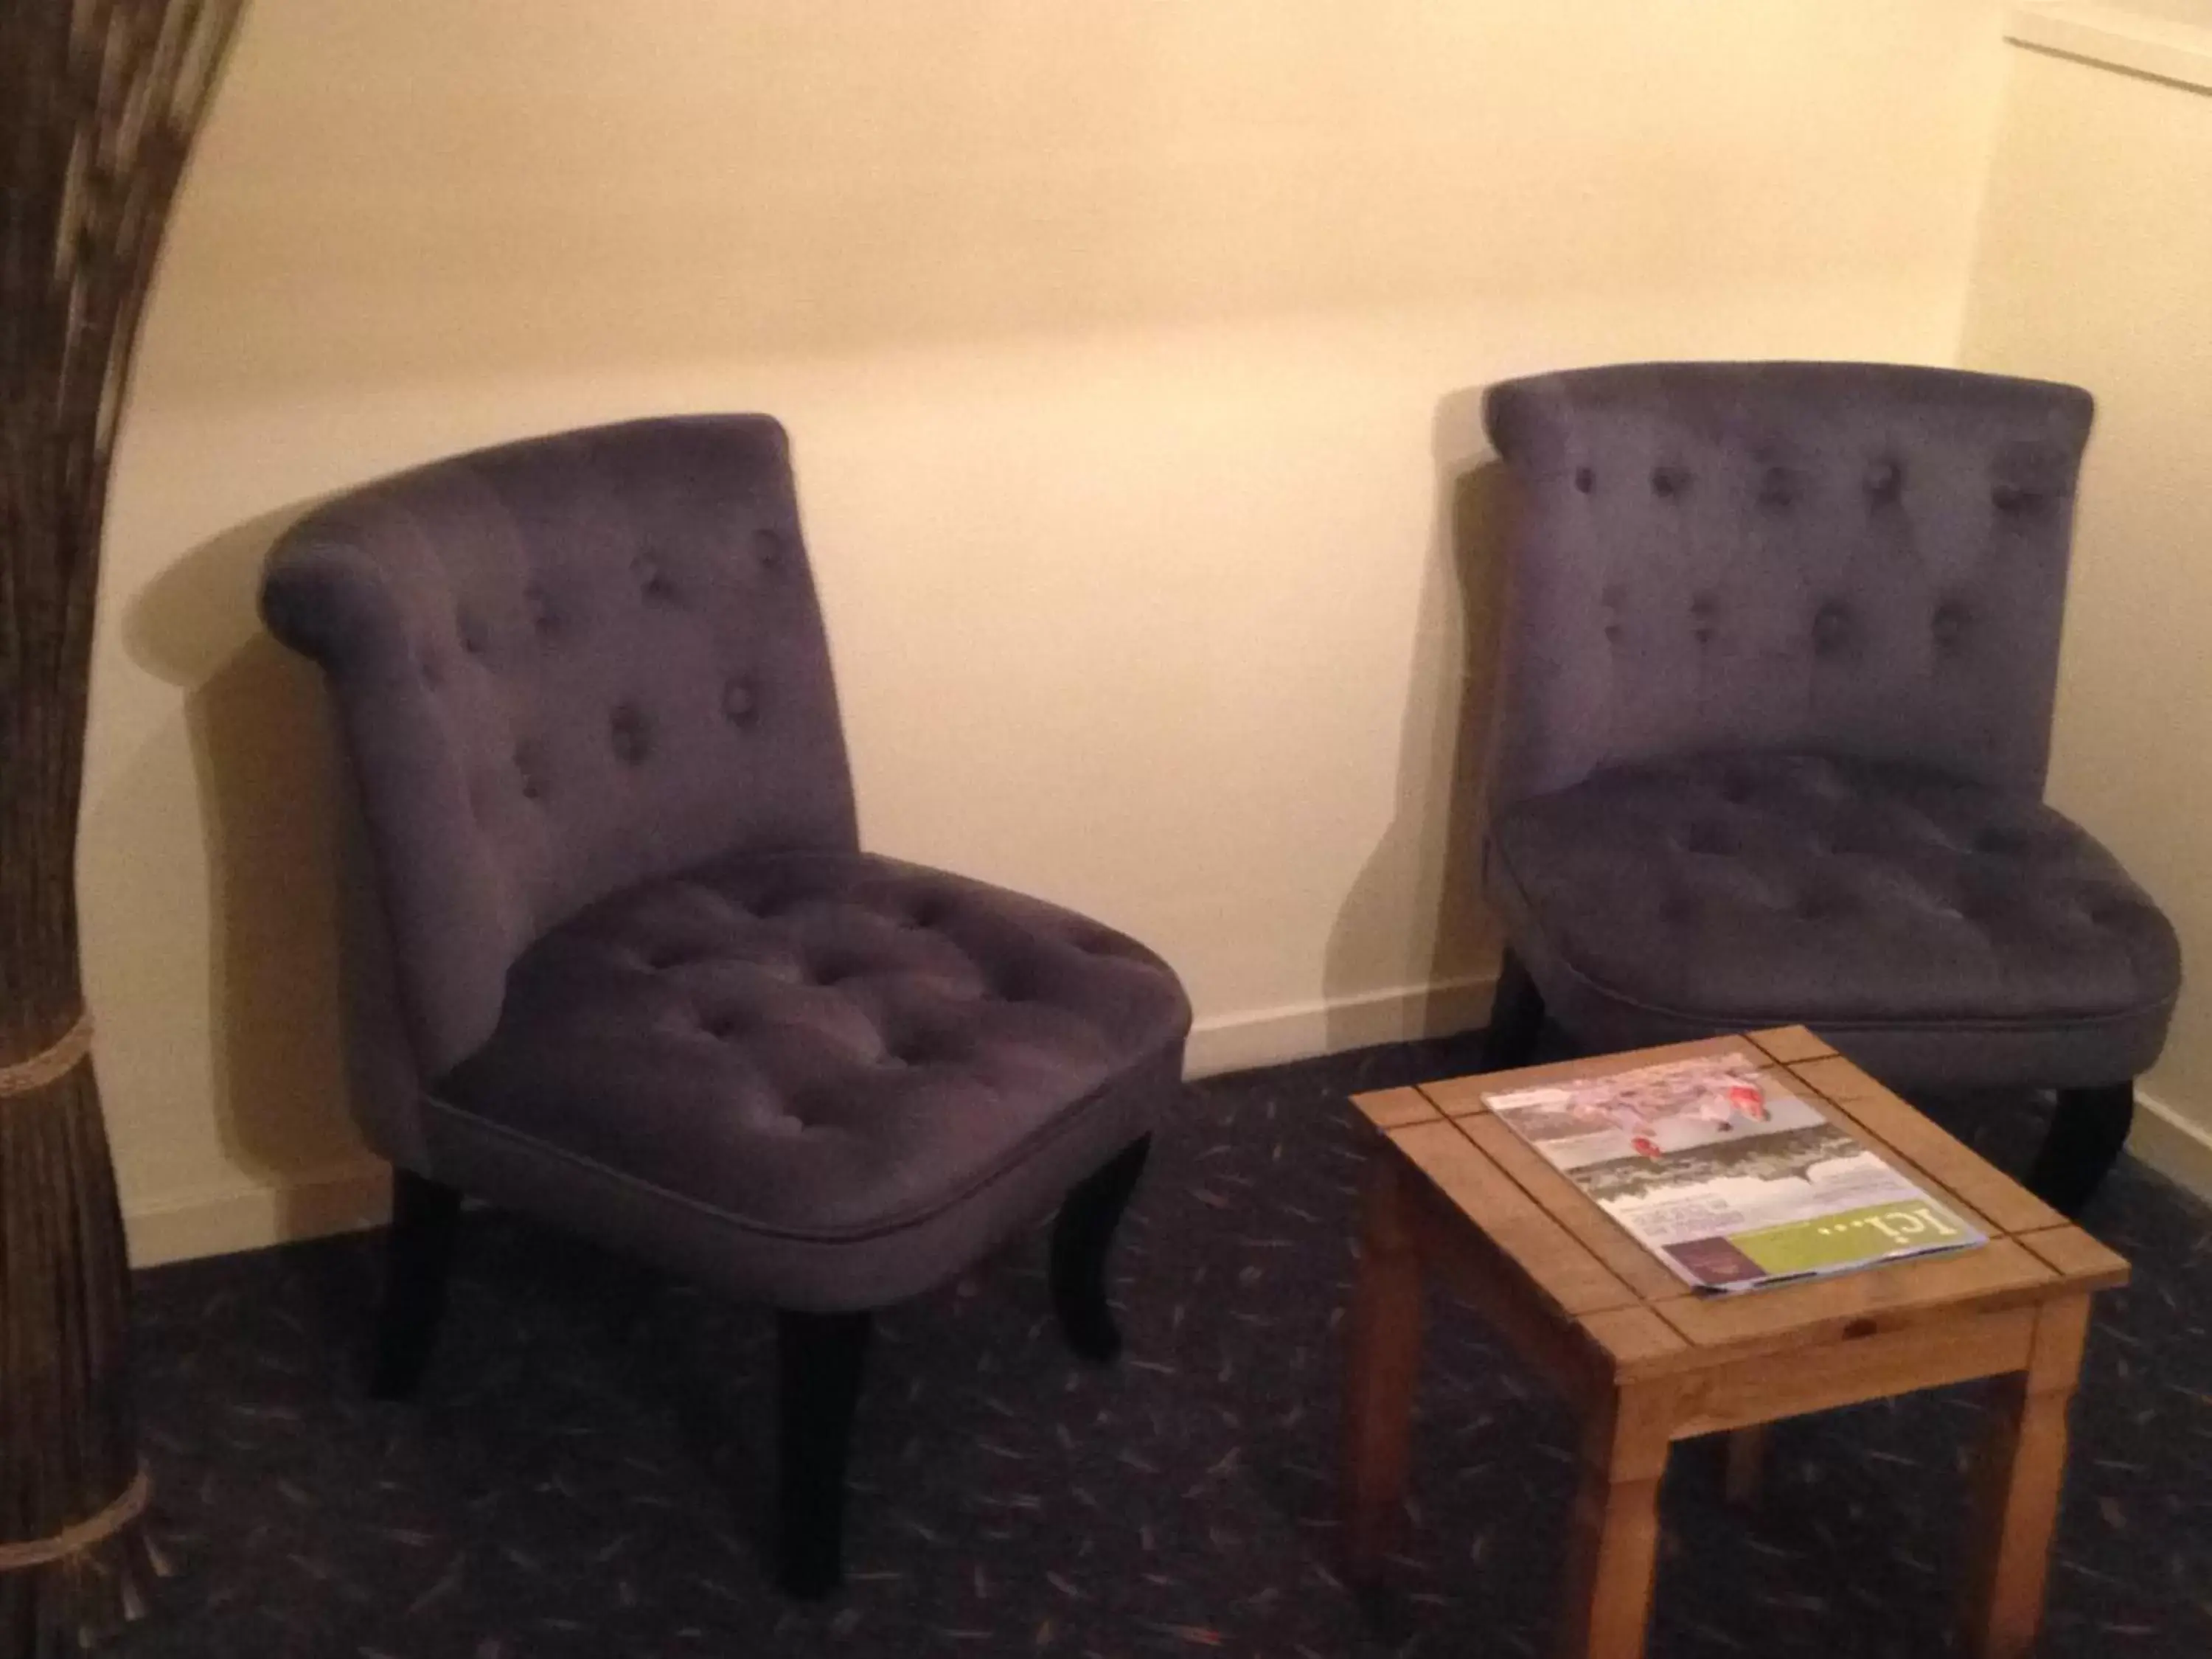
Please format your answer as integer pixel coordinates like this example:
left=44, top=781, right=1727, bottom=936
left=1350, top=1028, right=2129, bottom=1379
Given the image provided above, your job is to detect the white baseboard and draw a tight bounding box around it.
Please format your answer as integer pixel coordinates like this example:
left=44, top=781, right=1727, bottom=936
left=122, top=977, right=1498, bottom=1267
left=2126, top=1085, right=2212, bottom=1208
left=134, top=990, right=2195, bottom=1271
left=1184, top=973, right=1496, bottom=1079
left=125, top=1161, right=391, bottom=1269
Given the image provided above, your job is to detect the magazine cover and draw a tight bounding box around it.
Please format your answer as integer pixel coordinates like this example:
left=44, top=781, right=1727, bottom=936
left=1484, top=1054, right=1985, bottom=1294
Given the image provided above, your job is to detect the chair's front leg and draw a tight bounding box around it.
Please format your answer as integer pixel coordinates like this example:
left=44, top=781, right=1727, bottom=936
left=2028, top=1082, right=2135, bottom=1219
left=1051, top=1135, right=1152, bottom=1362
left=369, top=1168, right=464, bottom=1400
left=776, top=1307, right=873, bottom=1598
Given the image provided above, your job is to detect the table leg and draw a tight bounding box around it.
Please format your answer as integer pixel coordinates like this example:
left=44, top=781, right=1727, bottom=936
left=1964, top=1295, right=2091, bottom=1659
left=1723, top=1424, right=1770, bottom=1509
left=1341, top=1155, right=1426, bottom=1582
left=1558, top=1382, right=1676, bottom=1659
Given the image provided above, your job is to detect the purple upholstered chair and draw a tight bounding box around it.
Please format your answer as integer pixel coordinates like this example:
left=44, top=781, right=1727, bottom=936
left=1477, top=362, right=2180, bottom=1216
left=260, top=416, right=1190, bottom=1595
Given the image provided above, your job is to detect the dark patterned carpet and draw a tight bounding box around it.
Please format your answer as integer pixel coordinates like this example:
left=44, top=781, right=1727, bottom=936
left=113, top=1034, right=2212, bottom=1658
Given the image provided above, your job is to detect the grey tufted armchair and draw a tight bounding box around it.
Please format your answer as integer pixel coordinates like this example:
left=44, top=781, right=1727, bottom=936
left=260, top=415, right=1192, bottom=1596
left=1476, top=362, right=2180, bottom=1217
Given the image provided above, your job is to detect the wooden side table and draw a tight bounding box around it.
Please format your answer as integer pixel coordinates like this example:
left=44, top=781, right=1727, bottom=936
left=1340, top=1028, right=2128, bottom=1659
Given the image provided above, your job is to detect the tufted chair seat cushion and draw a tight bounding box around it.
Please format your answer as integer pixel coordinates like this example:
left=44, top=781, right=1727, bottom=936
left=1488, top=752, right=2180, bottom=1091
left=431, top=848, right=1191, bottom=1310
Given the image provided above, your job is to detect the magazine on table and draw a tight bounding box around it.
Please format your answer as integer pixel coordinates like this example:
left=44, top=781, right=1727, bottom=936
left=1483, top=1053, right=1985, bottom=1295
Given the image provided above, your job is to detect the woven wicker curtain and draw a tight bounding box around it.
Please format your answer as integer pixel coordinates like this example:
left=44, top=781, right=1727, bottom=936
left=1, top=1, right=243, bottom=1652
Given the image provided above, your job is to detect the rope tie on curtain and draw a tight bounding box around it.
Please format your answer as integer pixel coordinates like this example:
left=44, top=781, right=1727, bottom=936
left=0, top=1468, right=150, bottom=1571
left=0, top=1002, right=136, bottom=1575
left=0, top=1009, right=93, bottom=1099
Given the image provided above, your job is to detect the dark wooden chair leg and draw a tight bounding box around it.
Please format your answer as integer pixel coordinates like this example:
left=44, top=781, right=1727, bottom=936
left=369, top=1168, right=464, bottom=1401
left=1051, top=1135, right=1152, bottom=1363
left=1481, top=945, right=1547, bottom=1072
left=776, top=1308, right=873, bottom=1599
left=2027, top=1082, right=2136, bottom=1219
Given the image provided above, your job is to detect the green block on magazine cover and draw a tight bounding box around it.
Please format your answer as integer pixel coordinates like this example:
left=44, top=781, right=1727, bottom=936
left=1732, top=1198, right=1976, bottom=1277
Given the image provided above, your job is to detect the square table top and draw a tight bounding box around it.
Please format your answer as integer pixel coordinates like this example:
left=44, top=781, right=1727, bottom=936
left=1352, top=1028, right=2129, bottom=1383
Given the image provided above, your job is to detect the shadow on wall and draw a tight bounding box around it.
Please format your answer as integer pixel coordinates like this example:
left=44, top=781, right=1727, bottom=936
left=120, top=499, right=375, bottom=1232
left=103, top=401, right=1514, bottom=1206
left=1321, top=387, right=1509, bottom=1052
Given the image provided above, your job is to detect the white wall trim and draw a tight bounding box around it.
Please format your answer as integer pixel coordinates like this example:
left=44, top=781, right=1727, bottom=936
left=1184, top=974, right=1496, bottom=1079
left=125, top=1161, right=391, bottom=1269
left=121, top=976, right=1499, bottom=1267
left=2007, top=1, right=2212, bottom=94
left=2126, top=1084, right=2212, bottom=1206
left=127, top=990, right=2200, bottom=1268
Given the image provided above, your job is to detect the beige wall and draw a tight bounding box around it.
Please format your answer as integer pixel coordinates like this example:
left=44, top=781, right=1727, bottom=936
left=92, top=0, right=2008, bottom=1262
left=1961, top=30, right=2212, bottom=1182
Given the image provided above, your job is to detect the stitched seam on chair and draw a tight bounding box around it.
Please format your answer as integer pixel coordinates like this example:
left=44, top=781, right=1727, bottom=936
left=420, top=1078, right=1130, bottom=1245
left=1487, top=837, right=2181, bottom=1033
left=417, top=1041, right=1178, bottom=1247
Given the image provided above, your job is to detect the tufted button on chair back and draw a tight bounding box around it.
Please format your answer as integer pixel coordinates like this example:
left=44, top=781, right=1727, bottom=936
left=1481, top=362, right=2094, bottom=810
left=263, top=417, right=856, bottom=1092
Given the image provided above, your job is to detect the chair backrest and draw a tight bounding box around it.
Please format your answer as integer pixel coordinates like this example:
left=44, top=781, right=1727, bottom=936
left=1480, top=362, right=2093, bottom=810
left=262, top=416, right=857, bottom=1093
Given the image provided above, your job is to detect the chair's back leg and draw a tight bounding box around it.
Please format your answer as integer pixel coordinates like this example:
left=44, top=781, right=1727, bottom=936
left=1051, top=1134, right=1152, bottom=1363
left=2028, top=1082, right=2136, bottom=1219
left=1481, top=946, right=1548, bottom=1072
left=369, top=1168, right=463, bottom=1400
left=776, top=1308, right=873, bottom=1598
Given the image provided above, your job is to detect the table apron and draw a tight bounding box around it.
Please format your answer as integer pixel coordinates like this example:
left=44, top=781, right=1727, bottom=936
left=1667, top=1304, right=2042, bottom=1440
